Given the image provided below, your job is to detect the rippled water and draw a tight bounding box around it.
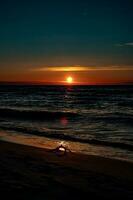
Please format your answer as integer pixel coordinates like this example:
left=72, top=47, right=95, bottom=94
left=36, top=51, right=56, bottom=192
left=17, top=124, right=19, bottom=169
left=0, top=85, right=133, bottom=161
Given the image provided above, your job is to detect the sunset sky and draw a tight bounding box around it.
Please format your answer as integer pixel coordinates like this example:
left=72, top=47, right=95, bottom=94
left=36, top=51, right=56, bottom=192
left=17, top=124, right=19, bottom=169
left=0, top=0, right=133, bottom=84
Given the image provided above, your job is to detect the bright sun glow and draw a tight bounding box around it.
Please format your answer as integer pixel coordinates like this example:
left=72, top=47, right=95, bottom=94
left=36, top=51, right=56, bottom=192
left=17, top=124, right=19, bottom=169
left=66, top=76, right=73, bottom=84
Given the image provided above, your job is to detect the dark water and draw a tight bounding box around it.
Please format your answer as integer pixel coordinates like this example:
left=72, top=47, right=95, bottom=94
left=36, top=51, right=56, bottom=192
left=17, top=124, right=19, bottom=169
left=0, top=85, right=133, bottom=161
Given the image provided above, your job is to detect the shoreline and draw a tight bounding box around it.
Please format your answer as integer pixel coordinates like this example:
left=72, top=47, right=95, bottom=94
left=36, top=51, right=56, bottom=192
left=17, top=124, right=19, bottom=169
left=0, top=129, right=133, bottom=163
left=0, top=140, right=133, bottom=199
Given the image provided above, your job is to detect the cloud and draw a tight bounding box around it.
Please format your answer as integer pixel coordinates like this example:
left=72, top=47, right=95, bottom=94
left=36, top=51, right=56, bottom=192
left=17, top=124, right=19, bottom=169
left=125, top=43, right=133, bottom=46
left=116, top=42, right=133, bottom=47
left=31, top=65, right=133, bottom=72
left=34, top=66, right=87, bottom=72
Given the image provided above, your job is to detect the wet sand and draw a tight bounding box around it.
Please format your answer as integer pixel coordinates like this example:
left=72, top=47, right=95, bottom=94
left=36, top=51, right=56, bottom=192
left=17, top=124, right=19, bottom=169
left=0, top=140, right=133, bottom=199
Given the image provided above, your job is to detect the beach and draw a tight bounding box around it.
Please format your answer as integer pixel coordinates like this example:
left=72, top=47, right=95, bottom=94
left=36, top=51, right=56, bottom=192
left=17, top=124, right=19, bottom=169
left=0, top=0, right=133, bottom=198
left=0, top=139, right=133, bottom=199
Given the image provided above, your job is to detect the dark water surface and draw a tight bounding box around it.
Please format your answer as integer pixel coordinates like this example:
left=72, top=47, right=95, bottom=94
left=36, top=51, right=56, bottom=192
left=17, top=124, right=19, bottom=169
left=0, top=85, right=133, bottom=161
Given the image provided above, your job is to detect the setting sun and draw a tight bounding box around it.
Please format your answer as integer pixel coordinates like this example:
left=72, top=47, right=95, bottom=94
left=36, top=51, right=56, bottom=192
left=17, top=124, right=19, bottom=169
left=66, top=76, right=73, bottom=84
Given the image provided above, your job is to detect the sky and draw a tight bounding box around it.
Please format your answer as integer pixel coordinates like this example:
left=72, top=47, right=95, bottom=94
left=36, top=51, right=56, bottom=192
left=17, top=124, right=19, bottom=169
left=0, top=0, right=133, bottom=84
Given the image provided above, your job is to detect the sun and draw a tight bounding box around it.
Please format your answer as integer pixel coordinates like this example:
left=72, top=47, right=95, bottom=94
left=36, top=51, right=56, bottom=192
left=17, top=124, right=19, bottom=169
left=66, top=76, right=73, bottom=84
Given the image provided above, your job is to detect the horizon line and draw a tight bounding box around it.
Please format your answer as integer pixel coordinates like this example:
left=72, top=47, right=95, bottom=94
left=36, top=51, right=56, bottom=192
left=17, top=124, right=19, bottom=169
left=0, top=81, right=133, bottom=86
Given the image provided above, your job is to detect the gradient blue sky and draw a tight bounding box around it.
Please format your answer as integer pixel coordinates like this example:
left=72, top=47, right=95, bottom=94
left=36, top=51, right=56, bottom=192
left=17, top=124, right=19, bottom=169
left=0, top=0, right=133, bottom=84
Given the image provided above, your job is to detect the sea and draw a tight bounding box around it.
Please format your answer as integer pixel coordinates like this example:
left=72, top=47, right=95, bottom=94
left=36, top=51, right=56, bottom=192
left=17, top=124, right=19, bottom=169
left=0, top=85, right=133, bottom=162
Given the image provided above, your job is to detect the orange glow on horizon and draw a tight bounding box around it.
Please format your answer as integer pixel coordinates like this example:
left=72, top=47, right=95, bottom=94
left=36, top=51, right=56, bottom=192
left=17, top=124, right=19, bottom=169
left=0, top=65, right=133, bottom=85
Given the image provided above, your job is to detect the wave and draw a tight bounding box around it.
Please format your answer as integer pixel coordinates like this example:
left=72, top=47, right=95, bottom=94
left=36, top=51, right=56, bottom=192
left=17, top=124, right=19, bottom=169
left=0, top=108, right=79, bottom=121
left=0, top=126, right=133, bottom=151
left=85, top=113, right=133, bottom=125
left=0, top=108, right=133, bottom=126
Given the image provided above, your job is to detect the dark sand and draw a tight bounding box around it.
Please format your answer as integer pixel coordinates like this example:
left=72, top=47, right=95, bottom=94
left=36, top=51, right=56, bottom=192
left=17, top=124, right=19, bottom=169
left=0, top=140, right=133, bottom=199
